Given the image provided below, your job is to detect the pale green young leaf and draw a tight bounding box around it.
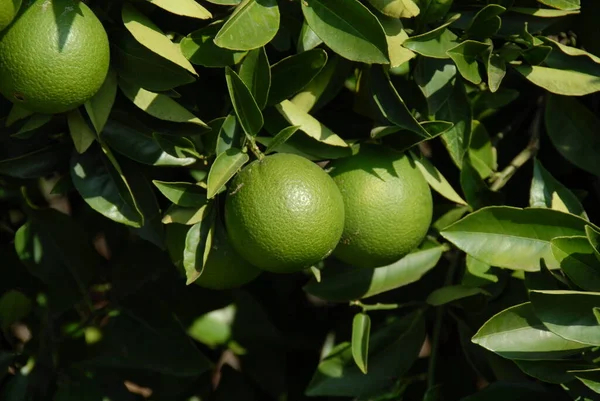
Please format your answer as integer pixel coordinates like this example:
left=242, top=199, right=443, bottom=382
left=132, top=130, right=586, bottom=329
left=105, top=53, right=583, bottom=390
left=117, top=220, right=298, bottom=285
left=144, top=0, right=212, bottom=19
left=530, top=158, right=587, bottom=219
left=122, top=3, right=197, bottom=75
left=119, top=80, right=207, bottom=127
left=152, top=181, right=208, bottom=207
left=207, top=148, right=249, bottom=199
left=351, top=313, right=371, bottom=374
left=85, top=69, right=117, bottom=134
left=67, top=109, right=96, bottom=154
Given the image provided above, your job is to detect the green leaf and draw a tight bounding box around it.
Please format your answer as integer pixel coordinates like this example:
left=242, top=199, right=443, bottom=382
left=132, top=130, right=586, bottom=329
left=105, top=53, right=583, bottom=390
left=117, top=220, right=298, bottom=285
left=510, top=6, right=579, bottom=16
left=446, top=40, right=490, bottom=84
left=514, top=65, right=600, bottom=96
left=13, top=113, right=52, bottom=138
left=530, top=158, right=587, bottom=218
left=71, top=145, right=143, bottom=228
left=468, top=120, right=496, bottom=179
left=297, top=20, right=323, bottom=53
left=180, top=23, right=247, bottom=68
left=6, top=104, right=33, bottom=126
left=417, top=0, right=454, bottom=24
left=414, top=58, right=456, bottom=115
left=515, top=359, right=594, bottom=384
left=238, top=47, right=271, bottom=109
left=112, top=30, right=196, bottom=91
left=367, top=0, right=420, bottom=18
left=143, top=0, right=212, bottom=19
left=162, top=205, right=208, bottom=225
left=274, top=100, right=348, bottom=147
left=551, top=236, right=600, bottom=291
left=541, top=37, right=600, bottom=64
left=268, top=49, right=327, bottom=106
left=291, top=55, right=351, bottom=113
left=188, top=304, right=235, bottom=347
left=427, top=285, right=488, bottom=306
left=438, top=80, right=472, bottom=168
left=530, top=290, right=600, bottom=346
left=485, top=47, right=506, bottom=93
left=84, top=68, right=117, bottom=134
left=460, top=156, right=499, bottom=210
left=301, top=0, right=389, bottom=64
left=256, top=133, right=352, bottom=161
left=216, top=112, right=243, bottom=156
left=403, top=16, right=460, bottom=58
left=0, top=290, right=32, bottom=331
left=265, top=125, right=300, bottom=154
left=214, top=0, right=280, bottom=51
left=304, top=246, right=445, bottom=301
left=586, top=225, right=600, bottom=261
left=465, top=4, right=505, bottom=39
left=207, top=148, right=249, bottom=199
left=119, top=80, right=207, bottom=127
left=472, top=302, right=590, bottom=359
left=463, top=254, right=498, bottom=286
left=152, top=181, right=208, bottom=207
left=411, top=153, right=467, bottom=205
left=67, top=109, right=96, bottom=154
left=351, top=313, right=371, bottom=374
left=574, top=369, right=600, bottom=394
left=370, top=65, right=435, bottom=138
left=441, top=207, right=590, bottom=271
left=545, top=95, right=600, bottom=177
left=225, top=67, right=264, bottom=136
left=537, top=0, right=580, bottom=10
left=122, top=3, right=197, bottom=76
left=306, top=311, right=425, bottom=397
left=153, top=133, right=201, bottom=159
left=0, top=142, right=70, bottom=179
left=206, top=0, right=241, bottom=4
left=125, top=161, right=165, bottom=249
left=183, top=206, right=215, bottom=284
left=378, top=14, right=416, bottom=68
left=101, top=117, right=196, bottom=166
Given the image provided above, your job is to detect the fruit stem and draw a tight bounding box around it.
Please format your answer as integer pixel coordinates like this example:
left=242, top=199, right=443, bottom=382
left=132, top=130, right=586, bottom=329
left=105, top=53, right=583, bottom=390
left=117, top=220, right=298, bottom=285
left=427, top=251, right=460, bottom=391
left=350, top=300, right=421, bottom=312
left=246, top=134, right=264, bottom=161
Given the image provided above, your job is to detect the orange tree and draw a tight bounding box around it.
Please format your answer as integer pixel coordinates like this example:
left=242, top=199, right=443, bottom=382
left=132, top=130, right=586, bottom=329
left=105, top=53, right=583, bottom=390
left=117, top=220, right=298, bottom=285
left=1, top=0, right=600, bottom=400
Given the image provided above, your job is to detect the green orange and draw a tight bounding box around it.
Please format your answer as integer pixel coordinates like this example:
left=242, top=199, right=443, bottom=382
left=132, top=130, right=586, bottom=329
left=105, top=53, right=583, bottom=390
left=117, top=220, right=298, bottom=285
left=0, top=0, right=21, bottom=31
left=224, top=153, right=345, bottom=273
left=0, top=0, right=110, bottom=113
left=165, top=221, right=261, bottom=290
left=329, top=145, right=433, bottom=268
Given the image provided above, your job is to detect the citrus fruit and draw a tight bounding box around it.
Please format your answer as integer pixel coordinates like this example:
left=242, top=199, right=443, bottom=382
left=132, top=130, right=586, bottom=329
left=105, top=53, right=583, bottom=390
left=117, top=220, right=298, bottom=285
left=329, top=145, right=432, bottom=268
left=0, top=0, right=110, bottom=114
left=165, top=221, right=261, bottom=290
left=0, top=0, right=21, bottom=32
left=224, top=153, right=345, bottom=273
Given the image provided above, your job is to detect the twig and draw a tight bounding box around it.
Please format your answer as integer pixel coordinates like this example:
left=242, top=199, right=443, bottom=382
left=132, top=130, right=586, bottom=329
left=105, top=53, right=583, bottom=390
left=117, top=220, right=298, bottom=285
left=489, top=96, right=544, bottom=192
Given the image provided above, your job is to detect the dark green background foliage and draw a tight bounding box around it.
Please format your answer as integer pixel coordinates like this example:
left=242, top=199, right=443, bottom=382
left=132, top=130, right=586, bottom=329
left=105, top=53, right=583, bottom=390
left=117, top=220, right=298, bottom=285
left=1, top=0, right=600, bottom=399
